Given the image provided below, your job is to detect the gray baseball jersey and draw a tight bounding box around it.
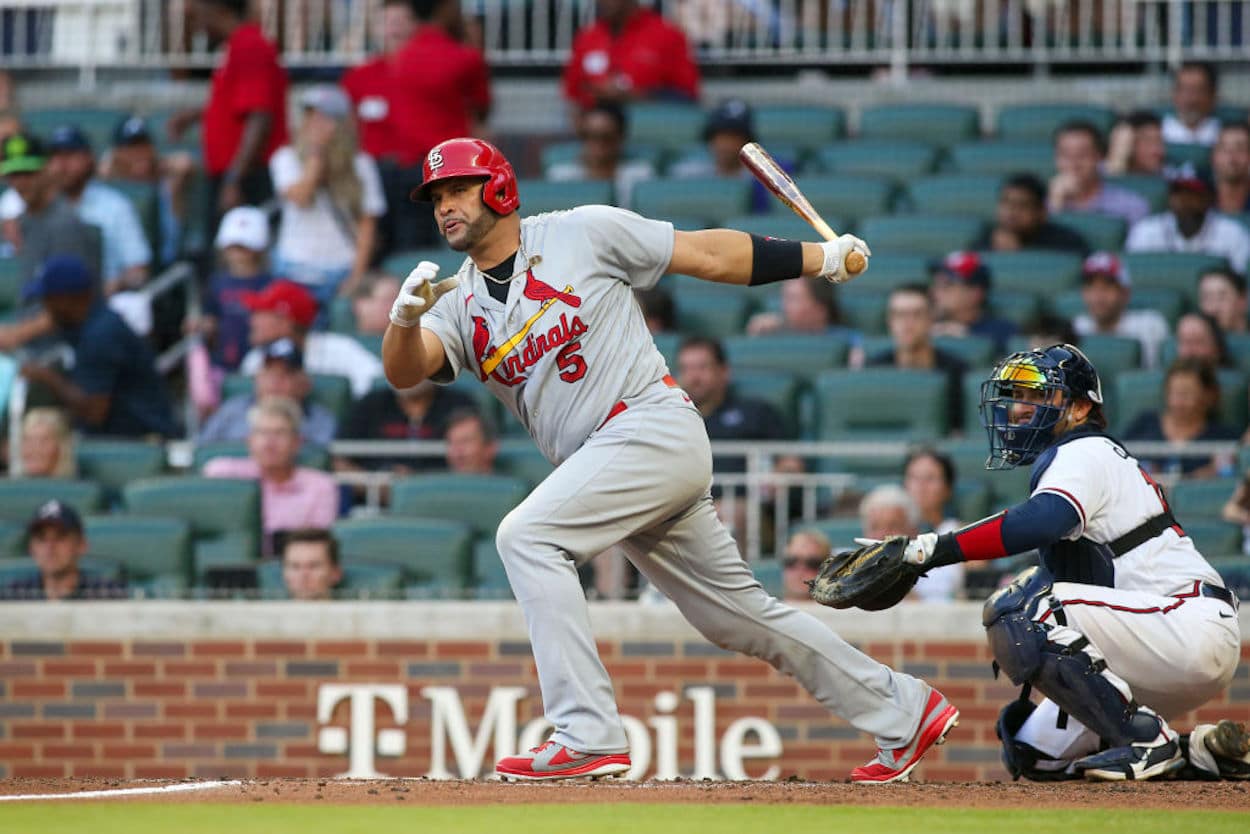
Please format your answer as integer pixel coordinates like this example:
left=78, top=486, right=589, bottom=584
left=418, top=204, right=932, bottom=759
left=422, top=206, right=673, bottom=464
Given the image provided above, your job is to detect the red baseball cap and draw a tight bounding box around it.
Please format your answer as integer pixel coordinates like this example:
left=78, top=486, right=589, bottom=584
left=241, top=280, right=318, bottom=329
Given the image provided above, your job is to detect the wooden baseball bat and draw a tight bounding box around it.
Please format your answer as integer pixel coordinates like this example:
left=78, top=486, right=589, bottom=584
left=739, top=142, right=867, bottom=276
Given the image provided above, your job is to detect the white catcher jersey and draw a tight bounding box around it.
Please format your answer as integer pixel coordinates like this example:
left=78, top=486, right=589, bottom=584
left=421, top=205, right=676, bottom=464
left=1032, top=434, right=1223, bottom=596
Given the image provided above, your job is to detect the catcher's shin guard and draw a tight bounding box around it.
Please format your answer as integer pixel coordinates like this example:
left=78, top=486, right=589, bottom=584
left=995, top=689, right=1079, bottom=781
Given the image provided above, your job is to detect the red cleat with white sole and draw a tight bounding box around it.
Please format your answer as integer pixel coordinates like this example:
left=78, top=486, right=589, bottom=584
left=850, top=688, right=960, bottom=783
left=496, top=740, right=631, bottom=781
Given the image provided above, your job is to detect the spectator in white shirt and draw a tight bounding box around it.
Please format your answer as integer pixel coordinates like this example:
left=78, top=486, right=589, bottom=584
left=1071, top=252, right=1169, bottom=368
left=1161, top=62, right=1222, bottom=147
left=1126, top=168, right=1250, bottom=273
left=546, top=101, right=654, bottom=209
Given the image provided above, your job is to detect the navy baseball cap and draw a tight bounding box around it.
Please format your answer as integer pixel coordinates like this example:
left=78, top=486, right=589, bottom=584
left=23, top=254, right=94, bottom=302
left=48, top=125, right=92, bottom=153
left=26, top=500, right=84, bottom=536
left=261, top=337, right=304, bottom=369
left=931, top=251, right=992, bottom=290
left=703, top=99, right=755, bottom=142
left=113, top=115, right=152, bottom=146
left=1167, top=164, right=1214, bottom=194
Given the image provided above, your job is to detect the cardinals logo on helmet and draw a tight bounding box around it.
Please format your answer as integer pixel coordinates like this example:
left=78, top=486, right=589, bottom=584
left=427, top=148, right=444, bottom=172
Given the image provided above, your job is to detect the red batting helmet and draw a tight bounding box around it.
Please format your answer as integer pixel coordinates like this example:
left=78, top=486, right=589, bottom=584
left=411, top=137, right=520, bottom=215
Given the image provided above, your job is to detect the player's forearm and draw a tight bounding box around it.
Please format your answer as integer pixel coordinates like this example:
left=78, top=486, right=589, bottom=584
left=673, top=230, right=828, bottom=285
left=381, top=323, right=438, bottom=389
left=930, top=492, right=1081, bottom=566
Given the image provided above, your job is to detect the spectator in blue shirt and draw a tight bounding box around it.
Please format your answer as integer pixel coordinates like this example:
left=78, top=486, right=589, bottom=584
left=929, top=251, right=1017, bottom=353
left=18, top=255, right=177, bottom=438
left=0, top=500, right=126, bottom=601
left=196, top=206, right=274, bottom=372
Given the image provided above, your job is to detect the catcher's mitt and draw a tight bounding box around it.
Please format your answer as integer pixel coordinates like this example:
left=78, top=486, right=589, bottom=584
left=807, top=536, right=922, bottom=611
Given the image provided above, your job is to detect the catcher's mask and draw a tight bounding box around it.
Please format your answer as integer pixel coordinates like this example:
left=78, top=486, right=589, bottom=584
left=979, top=343, right=1102, bottom=470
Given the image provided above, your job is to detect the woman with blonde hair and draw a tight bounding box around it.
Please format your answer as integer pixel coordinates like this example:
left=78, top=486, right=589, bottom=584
left=270, top=85, right=387, bottom=306
left=20, top=408, right=75, bottom=478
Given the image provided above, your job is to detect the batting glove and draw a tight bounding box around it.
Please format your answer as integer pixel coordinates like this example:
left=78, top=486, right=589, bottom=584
left=854, top=533, right=937, bottom=567
left=389, top=261, right=459, bottom=328
left=818, top=234, right=871, bottom=284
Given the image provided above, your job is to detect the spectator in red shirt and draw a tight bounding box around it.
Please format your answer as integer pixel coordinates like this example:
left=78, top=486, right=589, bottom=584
left=168, top=0, right=290, bottom=217
left=562, top=0, right=701, bottom=112
left=341, top=0, right=418, bottom=162
left=381, top=0, right=491, bottom=250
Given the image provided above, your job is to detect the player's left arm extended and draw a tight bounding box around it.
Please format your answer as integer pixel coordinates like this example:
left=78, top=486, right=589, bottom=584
left=902, top=492, right=1081, bottom=569
left=667, top=229, right=859, bottom=286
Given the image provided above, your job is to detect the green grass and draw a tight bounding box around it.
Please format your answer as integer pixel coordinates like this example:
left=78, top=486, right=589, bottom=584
left=2, top=804, right=1247, bottom=834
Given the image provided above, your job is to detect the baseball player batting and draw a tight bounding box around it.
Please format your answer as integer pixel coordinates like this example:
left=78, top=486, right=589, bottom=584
left=382, top=137, right=957, bottom=783
left=856, top=344, right=1245, bottom=781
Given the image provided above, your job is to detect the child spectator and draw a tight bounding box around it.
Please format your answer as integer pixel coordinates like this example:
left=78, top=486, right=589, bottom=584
left=201, top=206, right=274, bottom=372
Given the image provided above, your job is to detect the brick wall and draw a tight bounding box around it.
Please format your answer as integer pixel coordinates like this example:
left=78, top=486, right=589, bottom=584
left=3, top=633, right=1248, bottom=781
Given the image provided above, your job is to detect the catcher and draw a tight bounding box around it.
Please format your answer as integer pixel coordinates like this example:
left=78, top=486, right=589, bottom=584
left=812, top=344, right=1248, bottom=781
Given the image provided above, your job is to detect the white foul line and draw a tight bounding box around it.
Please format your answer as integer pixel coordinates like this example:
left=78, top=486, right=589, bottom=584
left=0, top=780, right=242, bottom=802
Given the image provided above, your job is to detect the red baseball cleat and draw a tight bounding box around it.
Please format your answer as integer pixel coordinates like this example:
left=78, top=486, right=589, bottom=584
left=496, top=740, right=631, bottom=781
left=850, top=688, right=960, bottom=783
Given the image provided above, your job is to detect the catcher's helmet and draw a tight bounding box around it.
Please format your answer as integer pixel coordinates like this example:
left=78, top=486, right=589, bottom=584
left=410, top=137, right=520, bottom=215
left=979, top=343, right=1103, bottom=470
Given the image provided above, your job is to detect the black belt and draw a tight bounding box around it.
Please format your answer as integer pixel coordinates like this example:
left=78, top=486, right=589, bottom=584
left=1200, top=582, right=1239, bottom=611
left=1108, top=511, right=1179, bottom=557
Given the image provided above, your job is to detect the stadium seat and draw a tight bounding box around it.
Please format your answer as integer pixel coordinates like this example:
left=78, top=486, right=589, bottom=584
left=994, top=103, right=1116, bottom=140
left=938, top=436, right=1032, bottom=509
left=1168, top=478, right=1240, bottom=522
left=990, top=291, right=1042, bottom=330
left=1122, top=252, right=1229, bottom=296
left=21, top=108, right=130, bottom=151
left=121, top=476, right=262, bottom=570
left=814, top=369, right=949, bottom=440
left=1113, top=369, right=1245, bottom=434
left=729, top=370, right=807, bottom=438
left=75, top=439, right=166, bottom=505
left=933, top=334, right=996, bottom=367
left=496, top=440, right=554, bottom=487
left=1106, top=175, right=1169, bottom=213
left=471, top=539, right=513, bottom=600
left=631, top=177, right=752, bottom=226
left=0, top=521, right=24, bottom=558
left=1050, top=288, right=1184, bottom=326
left=0, top=479, right=105, bottom=523
left=1050, top=212, right=1127, bottom=252
left=858, top=104, right=980, bottom=147
left=749, top=558, right=784, bottom=598
left=857, top=215, right=985, bottom=257
left=778, top=174, right=895, bottom=224
left=905, top=175, right=1003, bottom=222
left=725, top=214, right=830, bottom=241
left=845, top=253, right=931, bottom=289
left=540, top=141, right=662, bottom=174
left=669, top=143, right=803, bottom=178
left=952, top=479, right=992, bottom=522
left=381, top=248, right=469, bottom=279
left=755, top=105, right=846, bottom=154
left=83, top=515, right=192, bottom=596
left=1077, top=334, right=1143, bottom=377
left=958, top=369, right=993, bottom=436
left=192, top=441, right=330, bottom=472
left=0, top=256, right=21, bottom=314
left=220, top=373, right=353, bottom=424
left=333, top=517, right=473, bottom=594
left=812, top=141, right=940, bottom=180
left=947, top=140, right=1054, bottom=178
left=1157, top=333, right=1250, bottom=375
left=807, top=517, right=865, bottom=551
left=672, top=289, right=754, bottom=339
left=723, top=333, right=849, bottom=381
left=839, top=293, right=887, bottom=333
left=1165, top=142, right=1211, bottom=170
left=626, top=102, right=705, bottom=154
left=515, top=178, right=613, bottom=214
left=390, top=474, right=529, bottom=537
left=1211, top=556, right=1250, bottom=598
left=353, top=333, right=383, bottom=357
left=1183, top=519, right=1242, bottom=560
left=978, top=251, right=1084, bottom=293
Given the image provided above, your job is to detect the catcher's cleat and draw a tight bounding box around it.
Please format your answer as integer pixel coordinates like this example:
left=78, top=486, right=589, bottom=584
left=1203, top=720, right=1250, bottom=780
left=850, top=688, right=960, bottom=783
left=496, top=741, right=630, bottom=781
left=1075, top=712, right=1185, bottom=782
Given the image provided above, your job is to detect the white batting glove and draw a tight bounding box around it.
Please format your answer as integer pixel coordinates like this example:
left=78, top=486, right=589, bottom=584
left=389, top=261, right=458, bottom=328
left=818, top=234, right=872, bottom=284
left=853, top=533, right=937, bottom=567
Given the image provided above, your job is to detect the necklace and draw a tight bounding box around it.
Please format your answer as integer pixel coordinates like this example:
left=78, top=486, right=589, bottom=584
left=480, top=237, right=543, bottom=285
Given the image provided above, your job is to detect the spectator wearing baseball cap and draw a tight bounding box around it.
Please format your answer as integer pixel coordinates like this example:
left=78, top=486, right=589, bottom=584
left=18, top=254, right=177, bottom=438
left=237, top=279, right=382, bottom=398
left=671, top=99, right=791, bottom=214
left=269, top=84, right=387, bottom=307
left=196, top=206, right=274, bottom=373
left=0, top=500, right=126, bottom=601
left=1072, top=252, right=1169, bottom=368
left=1126, top=166, right=1250, bottom=274
left=198, top=337, right=337, bottom=447
left=929, top=251, right=1017, bottom=352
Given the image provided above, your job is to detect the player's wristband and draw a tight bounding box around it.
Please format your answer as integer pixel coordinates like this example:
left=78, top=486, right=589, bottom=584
left=748, top=235, right=804, bottom=286
left=928, top=533, right=965, bottom=569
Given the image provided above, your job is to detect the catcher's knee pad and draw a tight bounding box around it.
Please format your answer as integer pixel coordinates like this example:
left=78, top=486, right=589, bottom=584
left=982, top=566, right=1054, bottom=685
left=995, top=696, right=1078, bottom=782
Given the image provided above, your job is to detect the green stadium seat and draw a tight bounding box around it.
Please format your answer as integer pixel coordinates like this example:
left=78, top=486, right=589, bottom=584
left=947, top=140, right=1054, bottom=178
left=0, top=256, right=21, bottom=314
left=1050, top=212, right=1127, bottom=252
left=220, top=373, right=354, bottom=424
left=729, top=370, right=806, bottom=438
left=778, top=174, right=895, bottom=223
left=749, top=558, right=784, bottom=598
left=381, top=248, right=469, bottom=279
left=516, top=178, right=614, bottom=214
left=725, top=214, right=829, bottom=241
left=1158, top=333, right=1250, bottom=375
left=938, top=436, right=1032, bottom=509
left=121, top=476, right=262, bottom=570
left=839, top=293, right=886, bottom=333
left=390, top=474, right=529, bottom=537
left=669, top=143, right=803, bottom=178
left=755, top=105, right=846, bottom=154
left=859, top=104, right=980, bottom=147
left=496, top=440, right=554, bottom=487
left=21, top=108, right=130, bottom=151
left=631, top=177, right=752, bottom=225
left=0, top=521, right=25, bottom=559
left=354, top=333, right=383, bottom=357
left=192, top=441, right=330, bottom=472
left=0, top=479, right=105, bottom=523
left=857, top=215, right=985, bottom=257
left=1106, top=175, right=1169, bottom=213
left=83, top=515, right=191, bottom=596
left=1122, top=252, right=1229, bottom=296
left=1050, top=288, right=1184, bottom=327
left=990, top=291, right=1042, bottom=330
left=328, top=296, right=355, bottom=333
left=814, top=369, right=949, bottom=440
left=812, top=141, right=940, bottom=180
left=723, top=333, right=849, bottom=381
left=333, top=517, right=473, bottom=594
left=1186, top=522, right=1244, bottom=559
left=672, top=291, right=753, bottom=339
left=807, top=517, right=865, bottom=551
left=1211, top=557, right=1250, bottom=598
left=978, top=251, right=1084, bottom=293
left=933, top=334, right=996, bottom=367
left=471, top=539, right=513, bottom=599
left=1114, top=369, right=1245, bottom=434
left=994, top=104, right=1116, bottom=141
left=1165, top=142, right=1211, bottom=170
left=540, top=141, right=661, bottom=174
left=952, top=479, right=992, bottom=523
left=1077, top=334, right=1143, bottom=377
left=75, top=439, right=166, bottom=505
left=846, top=253, right=931, bottom=289
left=906, top=175, right=1003, bottom=222
left=1168, top=478, right=1240, bottom=522
left=626, top=103, right=704, bottom=154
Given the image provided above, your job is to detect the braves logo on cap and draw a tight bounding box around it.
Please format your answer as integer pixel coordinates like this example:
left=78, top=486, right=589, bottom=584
left=427, top=148, right=444, bottom=172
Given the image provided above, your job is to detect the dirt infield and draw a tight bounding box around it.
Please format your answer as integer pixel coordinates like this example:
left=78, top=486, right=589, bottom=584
left=2, top=778, right=1248, bottom=810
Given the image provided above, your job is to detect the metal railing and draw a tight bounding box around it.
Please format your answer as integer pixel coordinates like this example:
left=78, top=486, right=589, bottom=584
left=2, top=1, right=1247, bottom=85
